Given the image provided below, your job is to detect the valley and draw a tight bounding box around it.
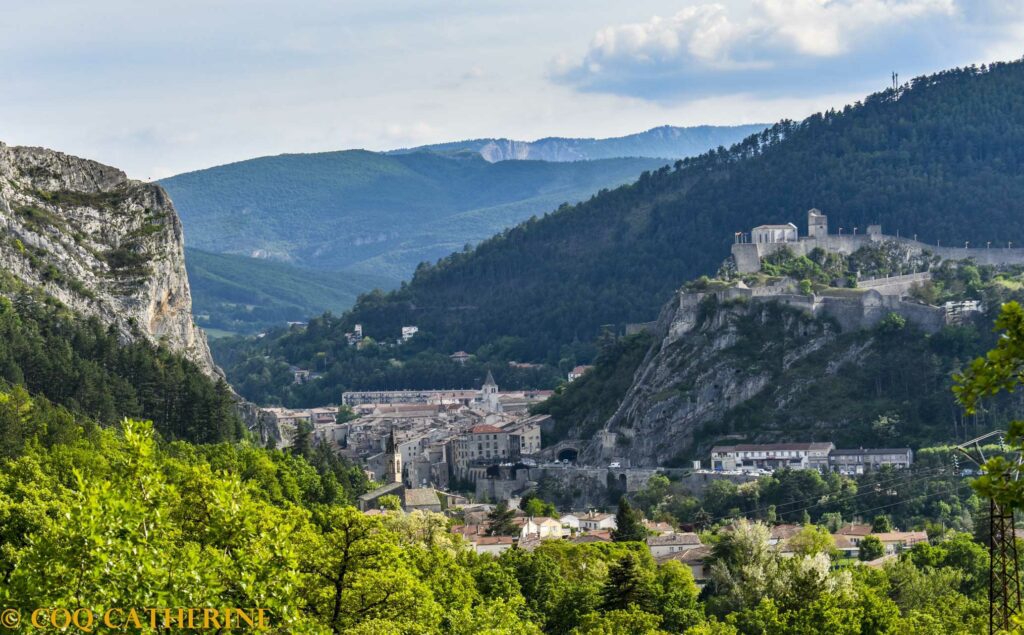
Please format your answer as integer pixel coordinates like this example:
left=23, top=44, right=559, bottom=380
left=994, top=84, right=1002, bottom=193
left=2, top=49, right=1023, bottom=634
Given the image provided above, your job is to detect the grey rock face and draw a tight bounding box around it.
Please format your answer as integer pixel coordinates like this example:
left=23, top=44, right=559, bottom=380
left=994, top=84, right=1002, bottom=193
left=584, top=291, right=838, bottom=467
left=0, top=142, right=215, bottom=375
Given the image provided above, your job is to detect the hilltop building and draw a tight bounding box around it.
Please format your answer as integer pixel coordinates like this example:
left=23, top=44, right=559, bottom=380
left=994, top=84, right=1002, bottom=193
left=732, top=208, right=1024, bottom=273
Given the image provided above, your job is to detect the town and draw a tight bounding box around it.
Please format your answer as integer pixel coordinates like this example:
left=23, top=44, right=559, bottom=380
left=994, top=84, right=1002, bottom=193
left=254, top=365, right=928, bottom=583
left=242, top=207, right=1009, bottom=587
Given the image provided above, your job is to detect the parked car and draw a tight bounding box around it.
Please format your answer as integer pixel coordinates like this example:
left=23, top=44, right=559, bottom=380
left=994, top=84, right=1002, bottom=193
left=608, top=462, right=621, bottom=469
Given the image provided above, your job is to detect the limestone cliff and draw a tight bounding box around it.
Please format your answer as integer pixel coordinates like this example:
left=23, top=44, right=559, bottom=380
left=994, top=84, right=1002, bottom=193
left=586, top=292, right=841, bottom=466
left=0, top=142, right=215, bottom=375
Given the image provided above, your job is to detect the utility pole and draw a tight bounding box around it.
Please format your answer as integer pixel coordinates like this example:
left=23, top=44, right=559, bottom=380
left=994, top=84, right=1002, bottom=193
left=956, top=430, right=1022, bottom=634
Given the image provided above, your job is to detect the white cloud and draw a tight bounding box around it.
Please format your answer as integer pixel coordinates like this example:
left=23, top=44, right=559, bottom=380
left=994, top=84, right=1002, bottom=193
left=554, top=0, right=962, bottom=98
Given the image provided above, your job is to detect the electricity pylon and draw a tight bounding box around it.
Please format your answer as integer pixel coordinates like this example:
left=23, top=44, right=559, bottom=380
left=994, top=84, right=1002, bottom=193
left=956, top=430, right=1022, bottom=634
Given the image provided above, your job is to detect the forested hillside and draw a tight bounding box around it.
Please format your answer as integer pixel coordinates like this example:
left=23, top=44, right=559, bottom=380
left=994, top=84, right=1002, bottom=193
left=186, top=248, right=393, bottom=335
left=0, top=385, right=995, bottom=634
left=161, top=151, right=666, bottom=282
left=333, top=61, right=1024, bottom=363
left=0, top=279, right=242, bottom=444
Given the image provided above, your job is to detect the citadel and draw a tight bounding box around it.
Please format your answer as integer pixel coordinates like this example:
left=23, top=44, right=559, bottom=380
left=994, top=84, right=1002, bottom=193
left=708, top=208, right=1024, bottom=333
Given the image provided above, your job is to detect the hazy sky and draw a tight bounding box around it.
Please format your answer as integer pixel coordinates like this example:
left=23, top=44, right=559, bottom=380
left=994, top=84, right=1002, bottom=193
left=2, top=1, right=1020, bottom=178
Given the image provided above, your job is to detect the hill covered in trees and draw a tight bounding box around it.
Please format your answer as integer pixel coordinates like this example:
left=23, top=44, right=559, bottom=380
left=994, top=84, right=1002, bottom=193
left=186, top=248, right=393, bottom=336
left=329, top=61, right=1024, bottom=364
left=0, top=385, right=995, bottom=634
left=161, top=151, right=669, bottom=283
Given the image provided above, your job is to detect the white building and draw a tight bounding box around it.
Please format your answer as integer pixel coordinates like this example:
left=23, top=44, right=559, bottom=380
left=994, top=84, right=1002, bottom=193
left=751, top=223, right=798, bottom=244
left=579, top=512, right=617, bottom=531
left=568, top=365, right=593, bottom=382
left=828, top=448, right=914, bottom=475
left=401, top=326, right=419, bottom=342
left=646, top=533, right=703, bottom=558
left=710, top=442, right=835, bottom=472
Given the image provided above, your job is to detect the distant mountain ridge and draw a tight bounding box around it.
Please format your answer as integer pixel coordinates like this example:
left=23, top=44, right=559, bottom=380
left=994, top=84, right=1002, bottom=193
left=324, top=61, right=1024, bottom=362
left=160, top=151, right=670, bottom=282
left=389, top=124, right=768, bottom=162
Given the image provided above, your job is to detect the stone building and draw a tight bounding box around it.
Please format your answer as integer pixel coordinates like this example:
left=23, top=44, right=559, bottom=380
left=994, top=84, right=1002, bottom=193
left=828, top=448, right=913, bottom=475
left=710, top=442, right=835, bottom=472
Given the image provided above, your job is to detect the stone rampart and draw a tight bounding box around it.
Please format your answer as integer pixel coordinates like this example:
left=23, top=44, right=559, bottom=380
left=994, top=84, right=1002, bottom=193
left=732, top=231, right=1024, bottom=274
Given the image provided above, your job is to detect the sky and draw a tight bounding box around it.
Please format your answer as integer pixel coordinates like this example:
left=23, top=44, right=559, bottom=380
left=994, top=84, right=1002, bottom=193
left=1, top=1, right=1021, bottom=179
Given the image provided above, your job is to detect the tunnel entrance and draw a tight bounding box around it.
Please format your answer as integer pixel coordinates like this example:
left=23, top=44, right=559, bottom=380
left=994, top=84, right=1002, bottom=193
left=557, top=448, right=578, bottom=463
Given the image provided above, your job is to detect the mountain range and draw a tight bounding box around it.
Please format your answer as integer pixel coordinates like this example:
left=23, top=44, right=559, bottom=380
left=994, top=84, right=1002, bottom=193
left=160, top=124, right=763, bottom=333
left=388, top=124, right=767, bottom=162
left=327, top=61, right=1024, bottom=362
left=219, top=59, right=1024, bottom=445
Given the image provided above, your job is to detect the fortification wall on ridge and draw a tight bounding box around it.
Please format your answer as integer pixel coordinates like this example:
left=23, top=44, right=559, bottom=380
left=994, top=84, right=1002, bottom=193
left=733, top=231, right=1024, bottom=274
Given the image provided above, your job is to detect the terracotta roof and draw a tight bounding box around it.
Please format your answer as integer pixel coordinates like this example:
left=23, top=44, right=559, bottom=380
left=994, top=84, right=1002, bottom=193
left=451, top=524, right=487, bottom=537
left=470, top=424, right=504, bottom=434
left=770, top=524, right=803, bottom=540
left=835, top=523, right=873, bottom=536
left=644, top=521, right=676, bottom=533
left=475, top=536, right=515, bottom=545
left=831, top=534, right=858, bottom=549
left=572, top=534, right=611, bottom=544
left=647, top=532, right=702, bottom=546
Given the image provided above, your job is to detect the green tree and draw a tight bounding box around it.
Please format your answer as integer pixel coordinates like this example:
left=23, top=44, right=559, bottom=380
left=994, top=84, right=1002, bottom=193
left=521, top=494, right=558, bottom=518
left=487, top=501, right=520, bottom=536
left=601, top=552, right=658, bottom=613
left=787, top=524, right=836, bottom=558
left=612, top=498, right=648, bottom=542
left=572, top=607, right=666, bottom=635
left=654, top=561, right=703, bottom=632
left=955, top=301, right=1024, bottom=509
left=858, top=535, right=885, bottom=561
left=378, top=494, right=402, bottom=511
left=871, top=515, right=893, bottom=533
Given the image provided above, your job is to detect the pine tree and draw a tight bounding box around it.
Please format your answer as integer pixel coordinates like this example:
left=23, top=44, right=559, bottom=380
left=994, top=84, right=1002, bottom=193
left=487, top=501, right=519, bottom=536
left=611, top=497, right=647, bottom=542
left=601, top=552, right=657, bottom=613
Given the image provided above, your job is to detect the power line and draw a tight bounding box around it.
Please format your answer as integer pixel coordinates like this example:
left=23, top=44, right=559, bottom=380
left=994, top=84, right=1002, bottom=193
left=701, top=465, right=955, bottom=525
left=704, top=467, right=958, bottom=524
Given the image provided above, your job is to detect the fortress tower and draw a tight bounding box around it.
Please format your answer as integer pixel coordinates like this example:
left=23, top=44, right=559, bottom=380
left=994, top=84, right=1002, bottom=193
left=808, top=208, right=828, bottom=239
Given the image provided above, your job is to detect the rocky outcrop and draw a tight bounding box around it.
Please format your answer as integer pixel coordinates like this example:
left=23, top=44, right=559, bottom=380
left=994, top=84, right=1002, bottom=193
left=0, top=142, right=216, bottom=375
left=583, top=291, right=842, bottom=466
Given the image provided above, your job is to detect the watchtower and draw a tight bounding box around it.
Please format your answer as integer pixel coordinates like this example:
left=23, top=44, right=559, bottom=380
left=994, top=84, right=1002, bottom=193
left=808, top=209, right=828, bottom=239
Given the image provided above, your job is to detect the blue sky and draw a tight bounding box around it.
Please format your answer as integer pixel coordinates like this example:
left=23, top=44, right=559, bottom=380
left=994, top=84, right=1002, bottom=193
left=1, top=1, right=1020, bottom=178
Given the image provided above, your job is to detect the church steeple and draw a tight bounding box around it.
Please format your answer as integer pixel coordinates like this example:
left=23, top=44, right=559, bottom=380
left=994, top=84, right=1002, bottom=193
left=385, top=428, right=402, bottom=484
left=481, top=370, right=499, bottom=413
